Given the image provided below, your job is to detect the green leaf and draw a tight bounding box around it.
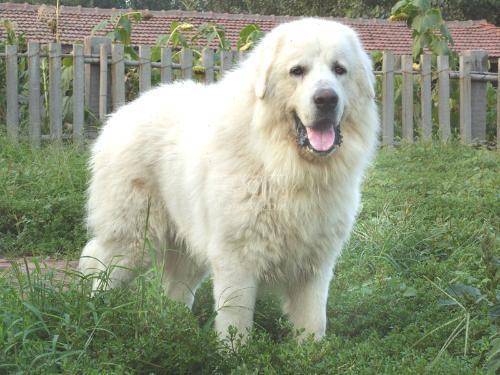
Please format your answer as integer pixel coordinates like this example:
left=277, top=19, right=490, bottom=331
left=439, top=24, right=453, bottom=44
left=170, top=21, right=179, bottom=33
left=391, top=0, right=410, bottom=14
left=155, top=34, right=170, bottom=47
left=403, top=287, right=417, bottom=297
left=486, top=337, right=500, bottom=372
left=411, top=15, right=424, bottom=32
left=92, top=19, right=109, bottom=35
left=125, top=45, right=138, bottom=60
left=178, top=34, right=188, bottom=49
left=170, top=33, right=180, bottom=48
left=118, top=16, right=132, bottom=37
left=446, top=283, right=483, bottom=303
left=150, top=46, right=160, bottom=62
left=488, top=303, right=500, bottom=319
left=412, top=36, right=422, bottom=58
left=129, top=12, right=142, bottom=23
left=205, top=31, right=216, bottom=46
left=425, top=9, right=442, bottom=27
left=62, top=57, right=73, bottom=68
left=430, top=39, right=449, bottom=56
left=438, top=298, right=459, bottom=306
left=239, top=24, right=259, bottom=41
left=413, top=0, right=430, bottom=11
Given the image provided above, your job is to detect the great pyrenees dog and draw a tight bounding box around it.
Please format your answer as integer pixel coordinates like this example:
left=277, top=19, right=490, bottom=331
left=79, top=18, right=378, bottom=340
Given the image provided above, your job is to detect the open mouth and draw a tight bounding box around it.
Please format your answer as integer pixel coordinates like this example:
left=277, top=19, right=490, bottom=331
left=294, top=113, right=342, bottom=156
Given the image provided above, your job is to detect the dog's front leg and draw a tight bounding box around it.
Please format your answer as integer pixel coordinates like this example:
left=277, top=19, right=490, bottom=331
left=211, top=257, right=257, bottom=340
left=283, top=267, right=333, bottom=341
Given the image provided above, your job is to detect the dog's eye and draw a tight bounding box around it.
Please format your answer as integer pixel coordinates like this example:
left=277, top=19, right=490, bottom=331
left=333, top=64, right=347, bottom=75
left=290, top=65, right=305, bottom=76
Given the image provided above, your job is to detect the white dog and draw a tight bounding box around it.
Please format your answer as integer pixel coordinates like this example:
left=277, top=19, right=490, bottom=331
left=79, top=18, right=379, bottom=340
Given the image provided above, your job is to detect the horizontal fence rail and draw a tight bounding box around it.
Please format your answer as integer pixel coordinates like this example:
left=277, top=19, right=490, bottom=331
left=1, top=37, right=499, bottom=148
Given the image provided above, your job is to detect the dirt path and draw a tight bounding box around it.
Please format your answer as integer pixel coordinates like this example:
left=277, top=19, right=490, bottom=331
left=0, top=256, right=78, bottom=274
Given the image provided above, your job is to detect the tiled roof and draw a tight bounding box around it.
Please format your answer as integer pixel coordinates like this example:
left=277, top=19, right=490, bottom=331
left=1, top=2, right=499, bottom=57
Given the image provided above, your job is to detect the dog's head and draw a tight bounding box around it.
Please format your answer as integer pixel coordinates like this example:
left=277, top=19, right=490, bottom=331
left=251, top=19, right=375, bottom=159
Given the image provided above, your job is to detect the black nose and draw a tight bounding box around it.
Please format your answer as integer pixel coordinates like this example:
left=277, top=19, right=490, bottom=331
left=313, top=88, right=338, bottom=111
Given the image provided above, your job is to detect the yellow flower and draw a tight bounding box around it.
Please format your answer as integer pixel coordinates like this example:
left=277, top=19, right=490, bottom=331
left=239, top=42, right=253, bottom=51
left=389, top=13, right=408, bottom=21
left=178, top=23, right=194, bottom=31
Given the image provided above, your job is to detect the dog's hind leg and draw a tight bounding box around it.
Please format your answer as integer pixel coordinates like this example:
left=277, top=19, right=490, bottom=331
left=79, top=237, right=150, bottom=291
left=159, top=249, right=207, bottom=309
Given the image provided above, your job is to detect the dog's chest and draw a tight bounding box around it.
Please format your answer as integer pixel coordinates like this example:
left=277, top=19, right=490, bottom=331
left=233, top=184, right=353, bottom=280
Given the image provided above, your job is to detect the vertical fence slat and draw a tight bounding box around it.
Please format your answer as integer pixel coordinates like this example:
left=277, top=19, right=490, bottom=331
left=6, top=45, right=19, bottom=142
left=459, top=53, right=472, bottom=144
left=202, top=48, right=214, bottom=83
left=181, top=48, right=193, bottom=80
left=237, top=51, right=246, bottom=64
left=420, top=54, right=432, bottom=141
left=497, top=58, right=500, bottom=150
left=437, top=55, right=450, bottom=142
left=233, top=50, right=240, bottom=66
left=382, top=51, right=394, bottom=146
left=84, top=37, right=110, bottom=123
left=469, top=50, right=488, bottom=142
left=139, top=45, right=151, bottom=92
left=401, top=55, right=413, bottom=142
left=220, top=50, right=233, bottom=77
left=49, top=42, right=62, bottom=142
left=111, top=43, right=125, bottom=110
left=28, top=42, right=41, bottom=147
left=160, top=47, right=172, bottom=84
left=99, top=44, right=108, bottom=121
left=72, top=44, right=84, bottom=145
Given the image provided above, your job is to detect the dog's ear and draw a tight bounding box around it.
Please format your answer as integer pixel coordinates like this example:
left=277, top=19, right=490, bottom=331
left=254, top=32, right=282, bottom=99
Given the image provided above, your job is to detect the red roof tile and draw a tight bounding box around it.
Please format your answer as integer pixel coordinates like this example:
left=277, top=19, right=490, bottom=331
left=1, top=2, right=499, bottom=57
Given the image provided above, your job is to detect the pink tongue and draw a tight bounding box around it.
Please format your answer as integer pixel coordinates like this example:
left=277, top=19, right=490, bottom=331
left=306, top=126, right=335, bottom=151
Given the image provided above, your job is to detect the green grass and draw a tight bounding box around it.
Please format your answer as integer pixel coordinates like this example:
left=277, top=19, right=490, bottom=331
left=0, top=136, right=88, bottom=257
left=0, top=136, right=498, bottom=373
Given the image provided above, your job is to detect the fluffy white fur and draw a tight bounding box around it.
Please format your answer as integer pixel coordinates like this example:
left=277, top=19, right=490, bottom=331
left=79, top=19, right=379, bottom=340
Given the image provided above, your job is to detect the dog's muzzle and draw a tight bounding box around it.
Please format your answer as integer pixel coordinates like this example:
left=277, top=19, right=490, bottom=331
left=294, top=113, right=343, bottom=157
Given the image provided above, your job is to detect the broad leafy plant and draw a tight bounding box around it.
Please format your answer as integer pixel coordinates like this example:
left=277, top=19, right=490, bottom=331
left=390, top=0, right=454, bottom=58
left=236, top=24, right=265, bottom=51
left=92, top=11, right=144, bottom=59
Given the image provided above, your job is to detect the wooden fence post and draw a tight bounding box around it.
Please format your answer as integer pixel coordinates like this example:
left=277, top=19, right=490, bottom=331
left=401, top=55, right=413, bottom=142
left=467, top=50, right=488, bottom=142
left=111, top=43, right=125, bottom=110
left=139, top=45, right=151, bottom=93
left=99, top=44, right=109, bottom=121
left=420, top=54, right=432, bottom=140
left=437, top=55, right=451, bottom=142
left=220, top=50, right=233, bottom=77
left=84, top=36, right=111, bottom=128
left=49, top=42, right=62, bottom=142
left=459, top=53, right=472, bottom=144
left=202, top=48, right=214, bottom=83
left=6, top=44, right=19, bottom=143
left=73, top=44, right=85, bottom=145
left=382, top=51, right=394, bottom=146
left=237, top=51, right=246, bottom=64
left=181, top=48, right=193, bottom=80
left=28, top=42, right=41, bottom=147
left=160, top=47, right=172, bottom=84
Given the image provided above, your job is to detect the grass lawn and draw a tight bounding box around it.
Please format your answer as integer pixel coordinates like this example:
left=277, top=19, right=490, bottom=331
left=0, top=135, right=498, bottom=373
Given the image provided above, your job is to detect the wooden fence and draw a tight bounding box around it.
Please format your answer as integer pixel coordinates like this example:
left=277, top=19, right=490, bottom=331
left=2, top=37, right=499, bottom=147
